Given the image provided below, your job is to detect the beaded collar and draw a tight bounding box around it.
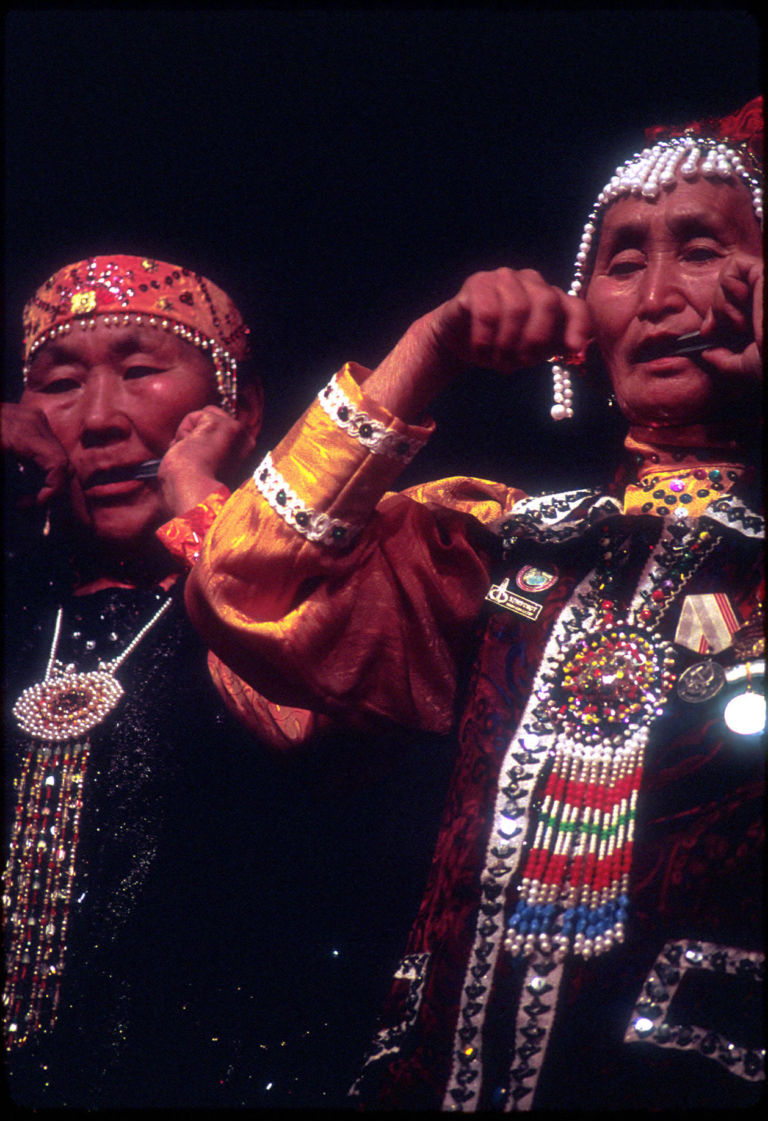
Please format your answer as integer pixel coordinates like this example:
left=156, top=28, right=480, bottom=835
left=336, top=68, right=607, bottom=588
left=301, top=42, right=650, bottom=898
left=491, top=485, right=763, bottom=554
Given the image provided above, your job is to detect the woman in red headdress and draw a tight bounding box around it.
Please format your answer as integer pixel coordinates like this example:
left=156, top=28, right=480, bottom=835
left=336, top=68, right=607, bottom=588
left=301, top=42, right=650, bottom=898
left=2, top=256, right=388, bottom=1109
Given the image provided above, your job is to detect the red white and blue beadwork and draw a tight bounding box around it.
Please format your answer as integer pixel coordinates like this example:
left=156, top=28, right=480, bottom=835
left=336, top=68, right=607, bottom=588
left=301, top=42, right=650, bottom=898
left=501, top=517, right=716, bottom=963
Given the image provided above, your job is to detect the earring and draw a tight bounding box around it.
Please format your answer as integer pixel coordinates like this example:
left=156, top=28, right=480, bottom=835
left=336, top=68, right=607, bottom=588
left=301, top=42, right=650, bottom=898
left=550, top=362, right=574, bottom=421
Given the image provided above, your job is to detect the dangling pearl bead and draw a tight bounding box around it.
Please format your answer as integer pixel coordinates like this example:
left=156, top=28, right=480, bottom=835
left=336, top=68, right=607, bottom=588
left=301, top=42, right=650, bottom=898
left=551, top=363, right=574, bottom=421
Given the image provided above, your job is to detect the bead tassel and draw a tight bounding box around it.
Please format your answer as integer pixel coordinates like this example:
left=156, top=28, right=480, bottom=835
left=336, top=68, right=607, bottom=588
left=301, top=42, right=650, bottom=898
left=3, top=740, right=90, bottom=1046
left=505, top=519, right=719, bottom=960
left=505, top=731, right=645, bottom=960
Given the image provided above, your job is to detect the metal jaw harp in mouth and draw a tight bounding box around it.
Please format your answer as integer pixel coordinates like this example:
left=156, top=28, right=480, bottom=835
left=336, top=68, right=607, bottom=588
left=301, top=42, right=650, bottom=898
left=131, top=459, right=162, bottom=479
left=664, top=331, right=710, bottom=356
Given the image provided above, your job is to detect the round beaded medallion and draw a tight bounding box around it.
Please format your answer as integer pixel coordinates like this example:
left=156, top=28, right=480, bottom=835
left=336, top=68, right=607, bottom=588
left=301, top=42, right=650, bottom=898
left=549, top=626, right=676, bottom=731
left=13, top=669, right=124, bottom=741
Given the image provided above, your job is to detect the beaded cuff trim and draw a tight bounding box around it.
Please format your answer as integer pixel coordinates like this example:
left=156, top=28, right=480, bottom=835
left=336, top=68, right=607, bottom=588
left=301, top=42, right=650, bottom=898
left=624, top=940, right=764, bottom=1083
left=318, top=374, right=427, bottom=460
left=254, top=453, right=358, bottom=547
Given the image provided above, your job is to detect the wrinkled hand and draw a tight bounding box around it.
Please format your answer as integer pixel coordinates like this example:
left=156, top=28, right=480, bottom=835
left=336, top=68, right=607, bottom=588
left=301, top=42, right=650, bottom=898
left=1, top=401, right=71, bottom=507
left=158, top=405, right=258, bottom=516
left=366, top=268, right=592, bottom=420
left=427, top=268, right=591, bottom=372
left=699, top=254, right=763, bottom=382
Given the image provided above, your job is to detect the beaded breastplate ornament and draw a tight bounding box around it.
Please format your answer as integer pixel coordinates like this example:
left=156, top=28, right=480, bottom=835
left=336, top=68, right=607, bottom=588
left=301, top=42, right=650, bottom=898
left=3, top=595, right=173, bottom=1047
left=504, top=519, right=719, bottom=961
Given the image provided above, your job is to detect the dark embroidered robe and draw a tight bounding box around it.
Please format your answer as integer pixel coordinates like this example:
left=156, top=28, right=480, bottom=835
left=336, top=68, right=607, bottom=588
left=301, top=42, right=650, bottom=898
left=353, top=490, right=764, bottom=1111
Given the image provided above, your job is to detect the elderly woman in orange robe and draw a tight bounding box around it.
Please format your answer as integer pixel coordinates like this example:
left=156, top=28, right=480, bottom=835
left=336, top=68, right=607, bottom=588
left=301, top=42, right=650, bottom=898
left=187, top=97, right=764, bottom=1111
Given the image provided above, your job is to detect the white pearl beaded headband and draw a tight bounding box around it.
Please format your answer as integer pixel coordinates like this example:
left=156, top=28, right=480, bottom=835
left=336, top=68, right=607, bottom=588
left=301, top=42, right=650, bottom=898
left=23, top=314, right=238, bottom=415
left=550, top=135, right=764, bottom=421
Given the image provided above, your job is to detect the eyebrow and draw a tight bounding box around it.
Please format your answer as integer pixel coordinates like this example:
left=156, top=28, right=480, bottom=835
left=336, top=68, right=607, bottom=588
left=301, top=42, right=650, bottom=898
left=105, top=330, right=169, bottom=359
left=601, top=208, right=730, bottom=255
left=30, top=329, right=172, bottom=371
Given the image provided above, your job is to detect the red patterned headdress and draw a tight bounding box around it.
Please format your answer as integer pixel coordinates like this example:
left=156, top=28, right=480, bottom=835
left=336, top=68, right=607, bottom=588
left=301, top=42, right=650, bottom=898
left=644, top=95, right=763, bottom=174
left=22, top=255, right=251, bottom=413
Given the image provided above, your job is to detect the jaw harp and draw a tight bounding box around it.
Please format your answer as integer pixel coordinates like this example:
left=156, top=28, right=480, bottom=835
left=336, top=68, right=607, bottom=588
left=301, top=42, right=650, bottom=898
left=131, top=459, right=162, bottom=479
left=665, top=331, right=711, bottom=356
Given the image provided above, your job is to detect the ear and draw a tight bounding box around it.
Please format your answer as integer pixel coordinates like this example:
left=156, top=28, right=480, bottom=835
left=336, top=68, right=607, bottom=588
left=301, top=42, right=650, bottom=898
left=236, top=378, right=264, bottom=440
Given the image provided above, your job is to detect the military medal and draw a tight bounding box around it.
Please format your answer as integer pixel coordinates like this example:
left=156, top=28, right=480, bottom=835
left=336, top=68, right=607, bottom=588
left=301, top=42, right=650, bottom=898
left=723, top=690, right=766, bottom=736
left=731, top=618, right=765, bottom=662
left=674, top=593, right=741, bottom=656
left=675, top=659, right=726, bottom=704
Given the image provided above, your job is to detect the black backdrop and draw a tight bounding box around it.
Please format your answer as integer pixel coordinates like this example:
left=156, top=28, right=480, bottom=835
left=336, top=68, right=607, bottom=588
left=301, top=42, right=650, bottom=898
left=2, top=9, right=764, bottom=1105
left=4, top=7, right=762, bottom=490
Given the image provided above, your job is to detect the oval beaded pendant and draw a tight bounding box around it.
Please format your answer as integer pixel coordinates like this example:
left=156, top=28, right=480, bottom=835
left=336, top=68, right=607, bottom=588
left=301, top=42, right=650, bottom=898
left=549, top=626, right=676, bottom=731
left=13, top=668, right=124, bottom=741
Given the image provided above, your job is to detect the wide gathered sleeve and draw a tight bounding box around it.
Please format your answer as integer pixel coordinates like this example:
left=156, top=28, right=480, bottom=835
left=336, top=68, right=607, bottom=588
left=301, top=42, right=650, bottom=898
left=186, top=363, right=525, bottom=735
left=156, top=485, right=331, bottom=751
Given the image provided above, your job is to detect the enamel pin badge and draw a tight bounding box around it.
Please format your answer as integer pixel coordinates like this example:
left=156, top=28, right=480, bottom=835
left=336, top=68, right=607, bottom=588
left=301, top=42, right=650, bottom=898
left=485, top=566, right=559, bottom=621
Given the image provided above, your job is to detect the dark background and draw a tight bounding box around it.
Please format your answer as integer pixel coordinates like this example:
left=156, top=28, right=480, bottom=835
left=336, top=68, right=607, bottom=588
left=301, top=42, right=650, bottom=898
left=2, top=8, right=763, bottom=1105
left=4, top=6, right=762, bottom=491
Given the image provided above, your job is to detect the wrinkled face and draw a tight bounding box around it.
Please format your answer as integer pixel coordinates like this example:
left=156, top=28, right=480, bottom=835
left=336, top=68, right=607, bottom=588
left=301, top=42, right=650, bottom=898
left=585, top=176, right=762, bottom=427
left=22, top=317, right=219, bottom=543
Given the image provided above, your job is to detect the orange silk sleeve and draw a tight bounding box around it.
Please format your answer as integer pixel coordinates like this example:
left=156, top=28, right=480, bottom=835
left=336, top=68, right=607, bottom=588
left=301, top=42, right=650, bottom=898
left=186, top=364, right=525, bottom=735
left=206, top=650, right=330, bottom=750
left=157, top=486, right=329, bottom=750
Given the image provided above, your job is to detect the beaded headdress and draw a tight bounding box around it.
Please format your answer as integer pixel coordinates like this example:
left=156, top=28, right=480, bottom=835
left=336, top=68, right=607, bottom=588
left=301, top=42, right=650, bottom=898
left=551, top=96, right=764, bottom=420
left=22, top=255, right=251, bottom=414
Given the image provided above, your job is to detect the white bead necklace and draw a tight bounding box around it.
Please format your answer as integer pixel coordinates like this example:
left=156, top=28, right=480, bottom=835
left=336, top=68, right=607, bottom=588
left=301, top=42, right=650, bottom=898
left=13, top=595, right=174, bottom=741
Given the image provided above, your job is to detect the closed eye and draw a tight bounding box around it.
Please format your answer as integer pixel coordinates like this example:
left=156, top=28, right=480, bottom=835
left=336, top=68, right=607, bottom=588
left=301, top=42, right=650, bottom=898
left=607, top=257, right=644, bottom=277
left=37, top=376, right=81, bottom=394
left=123, top=365, right=165, bottom=380
left=681, top=245, right=723, bottom=263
